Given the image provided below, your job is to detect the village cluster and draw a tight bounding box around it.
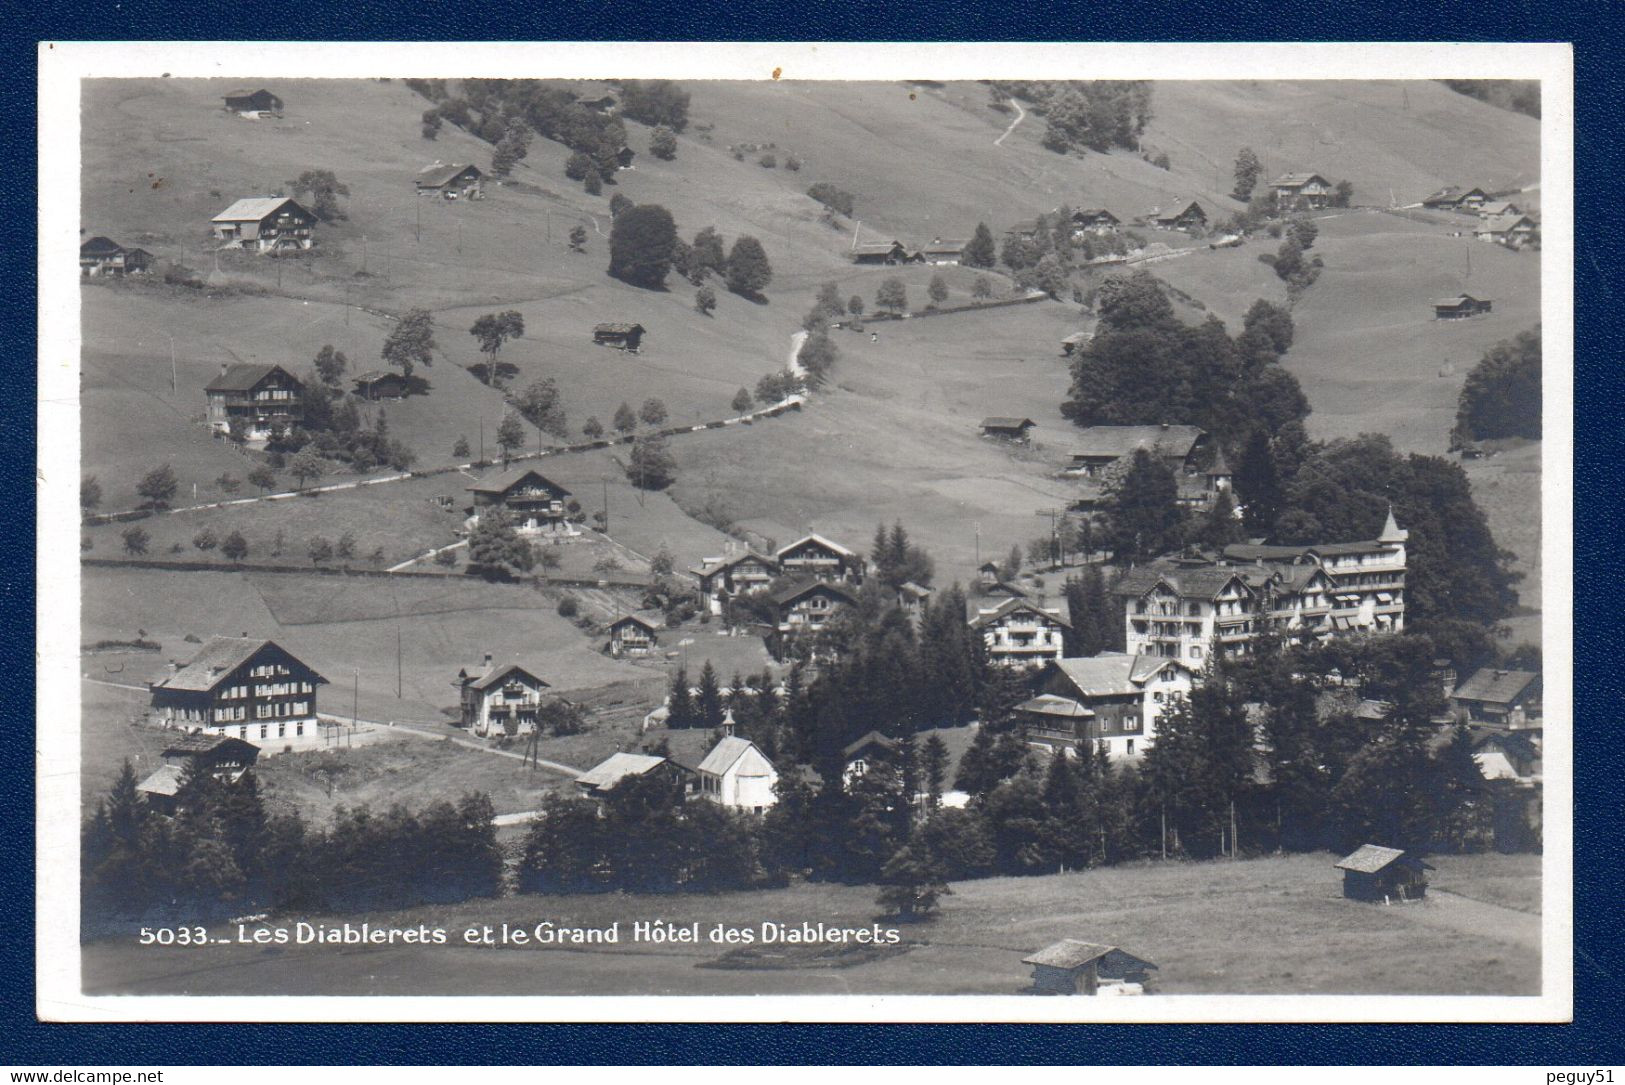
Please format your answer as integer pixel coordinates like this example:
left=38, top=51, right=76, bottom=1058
left=77, top=78, right=1544, bottom=997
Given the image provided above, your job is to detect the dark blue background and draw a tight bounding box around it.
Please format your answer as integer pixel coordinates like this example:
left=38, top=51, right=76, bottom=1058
left=7, top=1, right=1615, bottom=1065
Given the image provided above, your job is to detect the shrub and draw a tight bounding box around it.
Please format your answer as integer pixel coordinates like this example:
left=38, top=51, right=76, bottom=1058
left=557, top=595, right=580, bottom=618
left=758, top=153, right=776, bottom=169
left=806, top=182, right=856, bottom=218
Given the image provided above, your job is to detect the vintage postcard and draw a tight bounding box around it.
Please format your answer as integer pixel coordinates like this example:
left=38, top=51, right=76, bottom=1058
left=36, top=41, right=1572, bottom=1023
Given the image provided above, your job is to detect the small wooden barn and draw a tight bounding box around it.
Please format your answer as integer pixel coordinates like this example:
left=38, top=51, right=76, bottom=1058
left=608, top=613, right=661, bottom=657
left=593, top=322, right=646, bottom=352
left=352, top=370, right=410, bottom=401
left=1334, top=844, right=1434, bottom=902
left=980, top=416, right=1037, bottom=442
left=223, top=88, right=283, bottom=114
left=1022, top=939, right=1115, bottom=995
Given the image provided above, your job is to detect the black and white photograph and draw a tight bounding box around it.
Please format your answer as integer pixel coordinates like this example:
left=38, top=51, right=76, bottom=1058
left=36, top=42, right=1572, bottom=1022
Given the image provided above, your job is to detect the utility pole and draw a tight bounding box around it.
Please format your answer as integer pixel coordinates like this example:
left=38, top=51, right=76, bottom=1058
left=361, top=235, right=368, bottom=274
left=167, top=334, right=177, bottom=394
left=396, top=626, right=402, bottom=699
left=602, top=477, right=609, bottom=537
left=1035, top=507, right=1062, bottom=568
left=479, top=417, right=485, bottom=464
left=415, top=198, right=421, bottom=243
left=352, top=668, right=359, bottom=733
left=974, top=522, right=981, bottom=566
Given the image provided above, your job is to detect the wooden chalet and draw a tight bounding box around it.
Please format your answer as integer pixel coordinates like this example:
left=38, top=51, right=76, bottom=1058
left=972, top=598, right=1070, bottom=670
left=896, top=581, right=932, bottom=628
left=575, top=751, right=692, bottom=799
left=691, top=549, right=779, bottom=615
left=1334, top=844, right=1433, bottom=902
left=842, top=730, right=901, bottom=785
left=980, top=416, right=1037, bottom=442
left=849, top=240, right=913, bottom=266
left=768, top=578, right=858, bottom=634
left=1021, top=652, right=1194, bottom=760
left=1068, top=424, right=1208, bottom=477
left=137, top=733, right=262, bottom=816
left=608, top=613, right=661, bottom=657
left=1143, top=201, right=1206, bottom=231
left=1269, top=172, right=1333, bottom=209
left=211, top=196, right=316, bottom=252
left=1060, top=331, right=1091, bottom=356
left=1452, top=668, right=1542, bottom=730
left=204, top=363, right=303, bottom=440
left=222, top=88, right=283, bottom=114
left=1433, top=295, right=1493, bottom=320
left=1022, top=939, right=1115, bottom=995
left=80, top=236, right=153, bottom=277
left=977, top=562, right=1028, bottom=600
left=351, top=370, right=410, bottom=401
left=149, top=638, right=325, bottom=741
left=1475, top=213, right=1539, bottom=249
left=465, top=467, right=573, bottom=533
left=455, top=654, right=550, bottom=737
left=615, top=147, right=636, bottom=169
left=1478, top=200, right=1523, bottom=218
left=920, top=238, right=968, bottom=265
left=776, top=534, right=865, bottom=584
left=1421, top=186, right=1487, bottom=211
left=1069, top=208, right=1120, bottom=235
left=415, top=162, right=484, bottom=199
left=592, top=322, right=646, bottom=352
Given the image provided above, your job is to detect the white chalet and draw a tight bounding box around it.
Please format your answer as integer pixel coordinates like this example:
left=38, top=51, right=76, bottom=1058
left=971, top=597, right=1070, bottom=669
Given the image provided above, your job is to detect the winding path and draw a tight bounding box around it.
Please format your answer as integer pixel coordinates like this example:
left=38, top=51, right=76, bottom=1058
left=993, top=98, right=1027, bottom=147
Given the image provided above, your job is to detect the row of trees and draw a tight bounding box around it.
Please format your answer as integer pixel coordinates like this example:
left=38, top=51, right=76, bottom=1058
left=83, top=761, right=503, bottom=930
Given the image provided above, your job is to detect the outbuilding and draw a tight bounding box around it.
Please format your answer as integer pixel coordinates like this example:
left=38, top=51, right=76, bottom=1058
left=1022, top=939, right=1115, bottom=995
left=1334, top=844, right=1434, bottom=902
left=415, top=162, right=485, bottom=199
left=222, top=89, right=283, bottom=115
left=351, top=370, right=410, bottom=401
left=608, top=614, right=661, bottom=657
left=593, top=322, right=646, bottom=352
left=980, top=416, right=1037, bottom=442
left=1433, top=295, right=1493, bottom=320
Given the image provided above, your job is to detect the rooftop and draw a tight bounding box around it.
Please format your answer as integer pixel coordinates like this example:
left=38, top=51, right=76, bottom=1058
left=1453, top=667, right=1539, bottom=706
left=1071, top=424, right=1206, bottom=461
left=465, top=466, right=572, bottom=498
left=1052, top=652, right=1183, bottom=697
left=697, top=735, right=762, bottom=776
left=204, top=363, right=292, bottom=394
left=1335, top=844, right=1433, bottom=874
left=153, top=637, right=286, bottom=693
left=575, top=752, right=670, bottom=792
left=1023, top=939, right=1116, bottom=970
left=415, top=162, right=482, bottom=188
left=212, top=196, right=307, bottom=223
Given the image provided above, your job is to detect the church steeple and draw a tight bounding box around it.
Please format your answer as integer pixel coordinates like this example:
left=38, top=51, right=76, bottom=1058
left=1378, top=505, right=1408, bottom=544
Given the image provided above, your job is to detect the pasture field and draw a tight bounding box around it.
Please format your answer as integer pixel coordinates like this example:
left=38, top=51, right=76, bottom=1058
left=1463, top=440, right=1544, bottom=642
left=81, top=850, right=1540, bottom=997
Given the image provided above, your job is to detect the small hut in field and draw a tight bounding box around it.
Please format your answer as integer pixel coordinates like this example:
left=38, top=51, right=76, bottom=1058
left=1334, top=844, right=1434, bottom=902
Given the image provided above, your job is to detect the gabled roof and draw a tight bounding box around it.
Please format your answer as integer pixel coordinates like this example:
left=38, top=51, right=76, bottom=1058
left=1453, top=668, right=1539, bottom=705
left=223, top=88, right=277, bottom=99
left=594, top=322, right=645, bottom=335
left=465, top=662, right=549, bottom=692
left=212, top=197, right=311, bottom=223
left=610, top=613, right=661, bottom=634
left=697, top=735, right=765, bottom=776
left=80, top=236, right=125, bottom=256
left=768, top=578, right=858, bottom=607
left=352, top=369, right=407, bottom=385
left=1479, top=200, right=1521, bottom=216
left=1016, top=694, right=1095, bottom=719
left=1112, top=563, right=1251, bottom=602
left=137, top=764, right=185, bottom=798
left=1422, top=186, right=1464, bottom=204
left=152, top=637, right=323, bottom=693
left=205, top=363, right=299, bottom=394
left=575, top=752, right=670, bottom=791
left=850, top=241, right=905, bottom=256
left=1023, top=939, right=1115, bottom=969
left=842, top=730, right=901, bottom=760
left=921, top=239, right=968, bottom=254
left=897, top=581, right=932, bottom=600
left=1433, top=295, right=1485, bottom=307
left=1271, top=172, right=1329, bottom=188
left=776, top=533, right=859, bottom=561
left=1222, top=542, right=1313, bottom=563
left=1478, top=212, right=1536, bottom=234
left=1071, top=424, right=1206, bottom=461
left=161, top=733, right=260, bottom=758
left=415, top=162, right=483, bottom=188
left=1072, top=208, right=1119, bottom=222
left=980, top=416, right=1036, bottom=430
left=1051, top=652, right=1186, bottom=698
left=1098, top=948, right=1159, bottom=979
left=691, top=550, right=777, bottom=578
left=971, top=596, right=1071, bottom=630
left=465, top=466, right=572, bottom=499
left=1335, top=844, right=1433, bottom=874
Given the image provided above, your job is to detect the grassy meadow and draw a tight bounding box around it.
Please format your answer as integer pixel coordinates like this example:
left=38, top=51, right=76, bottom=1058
left=82, top=850, right=1540, bottom=997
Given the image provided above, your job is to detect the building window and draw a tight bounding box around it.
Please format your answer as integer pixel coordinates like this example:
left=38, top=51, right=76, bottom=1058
left=296, top=722, right=305, bottom=737
left=1191, top=646, right=1203, bottom=659
left=278, top=723, right=286, bottom=738
left=260, top=724, right=268, bottom=739
left=1126, top=739, right=1136, bottom=755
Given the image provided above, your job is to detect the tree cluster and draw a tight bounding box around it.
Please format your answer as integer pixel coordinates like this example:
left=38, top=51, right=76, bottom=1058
left=618, top=80, right=692, bottom=131
left=1452, top=329, right=1541, bottom=446
left=1017, top=81, right=1154, bottom=155
left=83, top=762, right=502, bottom=932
